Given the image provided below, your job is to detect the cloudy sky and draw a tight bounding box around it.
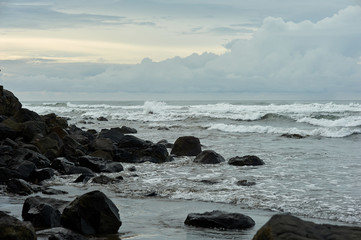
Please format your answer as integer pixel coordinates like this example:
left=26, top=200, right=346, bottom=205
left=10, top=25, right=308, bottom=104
left=1, top=0, right=360, bottom=101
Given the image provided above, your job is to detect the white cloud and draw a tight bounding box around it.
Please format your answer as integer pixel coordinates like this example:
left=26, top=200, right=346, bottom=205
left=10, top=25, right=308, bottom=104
left=1, top=5, right=361, bottom=100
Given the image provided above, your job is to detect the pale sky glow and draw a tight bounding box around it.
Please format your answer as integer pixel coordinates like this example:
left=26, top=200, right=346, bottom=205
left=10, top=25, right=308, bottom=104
left=0, top=0, right=360, bottom=100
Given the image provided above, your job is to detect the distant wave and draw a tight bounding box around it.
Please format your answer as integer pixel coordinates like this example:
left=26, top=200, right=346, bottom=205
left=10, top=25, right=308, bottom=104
left=206, top=123, right=361, bottom=138
left=298, top=116, right=361, bottom=128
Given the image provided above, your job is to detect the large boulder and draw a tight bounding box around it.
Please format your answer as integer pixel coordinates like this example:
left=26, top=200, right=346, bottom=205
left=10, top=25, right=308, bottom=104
left=228, top=155, right=265, bottom=166
left=252, top=214, right=361, bottom=240
left=61, top=190, right=122, bottom=234
left=194, top=150, right=225, bottom=164
left=171, top=136, right=202, bottom=156
left=51, top=157, right=94, bottom=176
left=0, top=211, right=36, bottom=240
left=22, top=196, right=68, bottom=229
left=0, top=87, right=22, bottom=117
left=22, top=120, right=49, bottom=142
left=185, top=210, right=255, bottom=230
left=6, top=178, right=34, bottom=195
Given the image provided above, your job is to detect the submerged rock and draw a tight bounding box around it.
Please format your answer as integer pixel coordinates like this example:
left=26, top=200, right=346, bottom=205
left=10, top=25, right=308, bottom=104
left=228, top=155, right=265, bottom=166
left=185, top=210, right=255, bottom=230
left=0, top=211, right=36, bottom=240
left=194, top=150, right=225, bottom=164
left=61, top=190, right=122, bottom=234
left=36, top=227, right=87, bottom=240
left=252, top=214, right=361, bottom=240
left=171, top=136, right=202, bottom=156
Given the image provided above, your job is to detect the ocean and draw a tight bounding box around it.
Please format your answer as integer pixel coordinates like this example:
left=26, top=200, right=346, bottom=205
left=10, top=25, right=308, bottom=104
left=10, top=100, right=361, bottom=238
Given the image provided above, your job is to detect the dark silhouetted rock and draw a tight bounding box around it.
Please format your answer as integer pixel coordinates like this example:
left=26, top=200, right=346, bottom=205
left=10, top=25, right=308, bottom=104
left=194, top=150, right=225, bottom=164
left=12, top=148, right=51, bottom=169
left=157, top=139, right=173, bottom=148
left=0, top=88, right=22, bottom=117
left=252, top=214, right=361, bottom=240
left=29, top=168, right=55, bottom=184
left=117, top=135, right=149, bottom=148
left=74, top=174, right=93, bottom=183
left=228, top=155, right=265, bottom=166
left=51, top=157, right=94, bottom=176
left=61, top=190, right=122, bottom=234
left=37, top=227, right=87, bottom=240
left=98, top=128, right=124, bottom=144
left=281, top=133, right=305, bottom=139
left=0, top=167, right=20, bottom=183
left=90, top=138, right=114, bottom=153
left=119, top=126, right=137, bottom=134
left=22, top=121, right=49, bottom=142
left=12, top=108, right=42, bottom=123
left=9, top=160, right=36, bottom=181
left=185, top=210, right=255, bottom=230
left=236, top=180, right=256, bottom=186
left=6, top=178, right=33, bottom=195
left=42, top=113, right=68, bottom=129
left=0, top=211, right=36, bottom=240
left=22, top=196, right=68, bottom=229
left=171, top=136, right=202, bottom=156
left=97, top=116, right=108, bottom=121
left=41, top=188, right=68, bottom=195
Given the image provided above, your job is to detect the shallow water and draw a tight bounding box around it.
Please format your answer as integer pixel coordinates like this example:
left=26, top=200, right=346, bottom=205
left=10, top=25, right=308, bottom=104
left=21, top=100, right=361, bottom=226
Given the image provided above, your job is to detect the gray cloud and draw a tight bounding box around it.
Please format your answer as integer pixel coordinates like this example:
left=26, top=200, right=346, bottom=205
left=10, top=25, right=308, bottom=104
left=1, top=5, right=360, bottom=100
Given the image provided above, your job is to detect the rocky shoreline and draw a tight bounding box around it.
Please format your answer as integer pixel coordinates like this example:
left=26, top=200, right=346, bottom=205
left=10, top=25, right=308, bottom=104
left=1, top=86, right=361, bottom=240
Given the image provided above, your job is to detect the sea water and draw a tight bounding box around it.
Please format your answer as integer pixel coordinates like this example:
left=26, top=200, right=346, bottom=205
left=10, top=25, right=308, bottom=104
left=22, top=100, right=361, bottom=227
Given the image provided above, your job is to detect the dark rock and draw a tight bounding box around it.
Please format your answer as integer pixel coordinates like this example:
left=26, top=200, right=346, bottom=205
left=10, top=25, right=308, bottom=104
left=29, top=168, right=55, bottom=184
left=281, top=133, right=305, bottom=139
left=10, top=160, right=36, bottom=181
left=0, top=119, right=22, bottom=140
left=61, top=190, right=122, bottom=234
left=22, top=196, right=68, bottom=229
left=91, top=175, right=117, bottom=184
left=98, top=128, right=124, bottom=144
left=36, top=227, right=88, bottom=240
left=77, top=155, right=105, bottom=173
left=6, top=178, right=33, bottom=195
left=117, top=135, right=149, bottom=148
left=12, top=148, right=51, bottom=169
left=12, top=108, right=42, bottom=123
left=236, top=180, right=256, bottom=186
left=128, top=166, right=137, bottom=172
left=194, top=150, right=225, bottom=164
left=228, top=155, right=265, bottom=166
left=74, top=174, right=93, bottom=183
left=0, top=167, right=20, bottom=183
left=90, top=149, right=113, bottom=161
left=97, top=116, right=108, bottom=121
left=90, top=137, right=114, bottom=153
left=184, top=210, right=255, bottom=230
left=42, top=113, right=68, bottom=129
left=0, top=210, right=36, bottom=240
left=32, top=136, right=62, bottom=159
left=62, top=135, right=86, bottom=161
left=0, top=88, right=22, bottom=117
left=252, top=214, right=361, bottom=240
left=119, top=126, right=137, bottom=134
left=171, top=136, right=202, bottom=156
left=49, top=126, right=68, bottom=139
left=22, top=121, right=49, bottom=142
left=200, top=179, right=219, bottom=185
left=145, top=191, right=157, bottom=197
left=51, top=157, right=94, bottom=176
left=157, top=139, right=173, bottom=148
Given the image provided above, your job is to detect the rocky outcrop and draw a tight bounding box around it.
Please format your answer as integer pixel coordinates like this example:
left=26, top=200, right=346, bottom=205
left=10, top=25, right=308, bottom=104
left=185, top=210, right=255, bottom=230
left=22, top=196, right=68, bottom=229
left=252, top=214, right=361, bottom=240
left=0, top=211, right=36, bottom=240
left=228, top=155, right=265, bottom=166
left=194, top=150, right=225, bottom=164
left=0, top=86, right=22, bottom=117
left=171, top=136, right=202, bottom=156
left=61, top=190, right=122, bottom=234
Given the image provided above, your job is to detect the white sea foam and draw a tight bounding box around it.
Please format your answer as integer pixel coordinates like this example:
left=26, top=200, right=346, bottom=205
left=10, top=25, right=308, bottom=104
left=206, top=123, right=361, bottom=138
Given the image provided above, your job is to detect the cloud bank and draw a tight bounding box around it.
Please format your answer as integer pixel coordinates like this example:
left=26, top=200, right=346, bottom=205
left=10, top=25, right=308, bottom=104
left=1, top=5, right=361, bottom=100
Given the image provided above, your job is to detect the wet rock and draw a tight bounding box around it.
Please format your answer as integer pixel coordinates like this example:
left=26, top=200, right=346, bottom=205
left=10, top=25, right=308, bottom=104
left=117, top=134, right=149, bottom=148
left=157, top=139, right=173, bottom=148
left=9, top=160, right=36, bottom=181
left=281, top=133, right=305, bottom=139
left=194, top=150, right=225, bottom=164
left=90, top=137, right=115, bottom=153
left=171, top=136, right=202, bottom=156
left=128, top=166, right=137, bottom=172
left=12, top=148, right=51, bottom=169
left=6, top=178, right=34, bottom=195
left=236, top=180, right=256, bottom=186
left=102, top=161, right=124, bottom=173
left=252, top=214, right=361, bottom=240
left=12, top=108, right=42, bottom=123
left=90, top=149, right=113, bottom=161
left=0, top=167, right=20, bottom=183
left=0, top=119, right=23, bottom=140
left=62, top=135, right=86, bottom=161
left=32, top=136, right=62, bottom=159
left=29, top=168, right=55, bottom=184
left=185, top=210, right=255, bottom=230
left=36, top=227, right=88, bottom=240
left=228, top=155, right=265, bottom=166
left=51, top=157, right=94, bottom=176
left=22, top=196, right=68, bottom=229
left=0, top=210, right=36, bottom=240
left=91, top=175, right=117, bottom=184
left=41, top=188, right=68, bottom=195
left=119, top=126, right=137, bottom=134
left=98, top=128, right=125, bottom=144
left=74, top=174, right=93, bottom=183
left=61, top=190, right=122, bottom=234
left=97, top=116, right=108, bottom=121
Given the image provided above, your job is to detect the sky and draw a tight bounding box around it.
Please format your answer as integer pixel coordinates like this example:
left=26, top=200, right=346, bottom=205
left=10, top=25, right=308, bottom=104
left=0, top=0, right=361, bottom=101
